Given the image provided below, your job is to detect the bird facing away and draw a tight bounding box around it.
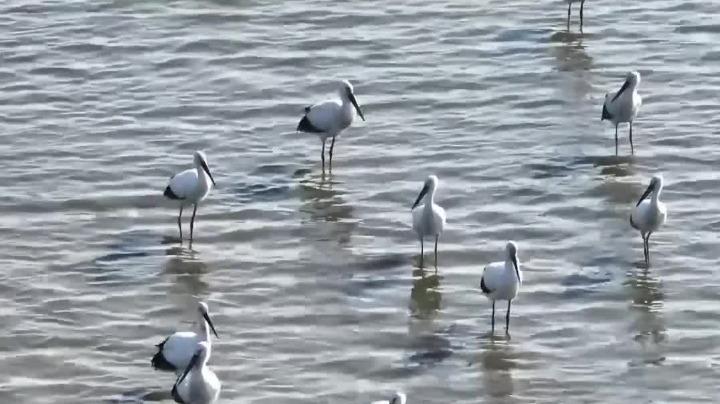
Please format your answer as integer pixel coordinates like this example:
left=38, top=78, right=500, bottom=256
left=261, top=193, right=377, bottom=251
left=601, top=71, right=642, bottom=155
left=480, top=241, right=522, bottom=333
left=164, top=151, right=216, bottom=244
left=566, top=0, right=586, bottom=31
left=371, top=392, right=407, bottom=404
left=171, top=341, right=221, bottom=404
left=296, top=80, right=365, bottom=171
left=630, top=175, right=667, bottom=265
left=152, top=302, right=219, bottom=375
left=411, top=175, right=446, bottom=267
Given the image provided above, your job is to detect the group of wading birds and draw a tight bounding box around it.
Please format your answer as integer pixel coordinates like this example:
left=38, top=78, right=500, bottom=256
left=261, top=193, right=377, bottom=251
left=152, top=3, right=665, bottom=403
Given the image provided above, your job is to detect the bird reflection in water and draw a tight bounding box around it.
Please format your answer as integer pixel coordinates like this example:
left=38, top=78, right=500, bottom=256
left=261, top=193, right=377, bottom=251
left=409, top=267, right=442, bottom=320
left=477, top=338, right=516, bottom=400
left=550, top=29, right=593, bottom=74
left=625, top=265, right=667, bottom=366
left=296, top=170, right=356, bottom=246
left=164, top=246, right=210, bottom=297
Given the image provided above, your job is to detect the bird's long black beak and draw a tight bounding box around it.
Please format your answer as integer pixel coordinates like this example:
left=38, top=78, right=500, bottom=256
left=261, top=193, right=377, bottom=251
left=176, top=351, right=200, bottom=386
left=348, top=92, right=365, bottom=121
left=611, top=79, right=630, bottom=102
left=201, top=161, right=216, bottom=186
left=636, top=182, right=655, bottom=207
left=411, top=184, right=429, bottom=210
left=203, top=312, right=219, bottom=338
left=511, top=254, right=520, bottom=282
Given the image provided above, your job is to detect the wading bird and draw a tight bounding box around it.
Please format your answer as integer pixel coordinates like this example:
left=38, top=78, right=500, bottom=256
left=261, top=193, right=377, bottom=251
left=480, top=242, right=522, bottom=333
left=602, top=71, right=642, bottom=155
left=411, top=175, right=446, bottom=267
left=171, top=341, right=221, bottom=404
left=152, top=302, right=219, bottom=375
left=164, top=151, right=216, bottom=244
left=297, top=80, right=365, bottom=171
left=630, top=175, right=667, bottom=264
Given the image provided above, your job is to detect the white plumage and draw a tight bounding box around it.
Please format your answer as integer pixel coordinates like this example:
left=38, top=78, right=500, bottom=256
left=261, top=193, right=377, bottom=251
left=480, top=241, right=522, bottom=333
left=371, top=392, right=407, bottom=404
left=411, top=175, right=446, bottom=266
left=630, top=174, right=667, bottom=264
left=602, top=71, right=642, bottom=155
left=164, top=151, right=216, bottom=244
left=172, top=341, right=221, bottom=404
left=296, top=80, right=366, bottom=170
left=152, top=302, right=219, bottom=375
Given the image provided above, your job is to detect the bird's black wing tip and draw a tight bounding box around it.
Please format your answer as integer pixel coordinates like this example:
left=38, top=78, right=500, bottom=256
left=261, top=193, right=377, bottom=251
left=297, top=115, right=324, bottom=133
left=164, top=186, right=182, bottom=200
left=601, top=103, right=612, bottom=121
left=480, top=276, right=492, bottom=294
left=151, top=349, right=177, bottom=372
left=171, top=383, right=185, bottom=404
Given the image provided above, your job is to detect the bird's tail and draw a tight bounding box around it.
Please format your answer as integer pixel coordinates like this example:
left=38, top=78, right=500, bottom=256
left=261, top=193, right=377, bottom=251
left=151, top=349, right=176, bottom=372
left=164, top=185, right=181, bottom=200
left=297, top=113, right=323, bottom=133
left=601, top=95, right=612, bottom=121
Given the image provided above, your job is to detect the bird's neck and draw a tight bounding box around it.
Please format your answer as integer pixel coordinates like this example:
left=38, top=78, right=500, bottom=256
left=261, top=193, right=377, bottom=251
left=196, top=166, right=211, bottom=188
left=197, top=317, right=210, bottom=341
left=651, top=186, right=662, bottom=204
left=423, top=192, right=435, bottom=211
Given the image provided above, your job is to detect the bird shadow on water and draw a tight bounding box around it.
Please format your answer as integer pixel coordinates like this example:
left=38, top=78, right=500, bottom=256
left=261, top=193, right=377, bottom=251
left=573, top=154, right=637, bottom=177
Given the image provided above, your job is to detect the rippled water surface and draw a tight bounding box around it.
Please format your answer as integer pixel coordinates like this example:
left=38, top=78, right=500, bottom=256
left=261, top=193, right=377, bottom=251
left=2, top=0, right=720, bottom=403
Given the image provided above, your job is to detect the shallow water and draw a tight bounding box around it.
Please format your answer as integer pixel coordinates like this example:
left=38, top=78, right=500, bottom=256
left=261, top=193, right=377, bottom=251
left=1, top=0, right=720, bottom=403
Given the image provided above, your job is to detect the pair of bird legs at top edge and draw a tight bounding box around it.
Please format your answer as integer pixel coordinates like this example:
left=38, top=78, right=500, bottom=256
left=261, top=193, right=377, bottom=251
left=176, top=204, right=199, bottom=246
left=419, top=236, right=440, bottom=269
left=614, top=123, right=635, bottom=156
left=320, top=135, right=338, bottom=172
left=567, top=0, right=585, bottom=32
left=490, top=300, right=513, bottom=335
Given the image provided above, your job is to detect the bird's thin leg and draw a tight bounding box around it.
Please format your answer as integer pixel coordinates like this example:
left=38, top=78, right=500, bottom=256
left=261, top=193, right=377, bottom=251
left=615, top=124, right=619, bottom=155
left=567, top=2, right=571, bottom=30
left=190, top=204, right=198, bottom=244
left=177, top=205, right=183, bottom=241
left=580, top=0, right=585, bottom=30
left=329, top=135, right=337, bottom=170
left=491, top=300, right=496, bottom=333
left=321, top=139, right=326, bottom=171
left=434, top=235, right=439, bottom=265
left=506, top=300, right=512, bottom=333
left=419, top=238, right=424, bottom=267
left=629, top=122, right=634, bottom=155
left=646, top=232, right=653, bottom=265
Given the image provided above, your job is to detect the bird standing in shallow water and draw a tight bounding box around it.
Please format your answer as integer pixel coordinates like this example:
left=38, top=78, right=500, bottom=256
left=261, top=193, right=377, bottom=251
left=480, top=241, right=522, bottom=334
left=371, top=392, right=407, bottom=404
left=566, top=0, right=586, bottom=31
left=297, top=80, right=365, bottom=171
left=602, top=71, right=643, bottom=155
left=171, top=341, right=221, bottom=404
left=152, top=302, right=219, bottom=375
left=164, top=151, right=216, bottom=245
left=630, top=175, right=667, bottom=265
left=411, top=175, right=446, bottom=267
